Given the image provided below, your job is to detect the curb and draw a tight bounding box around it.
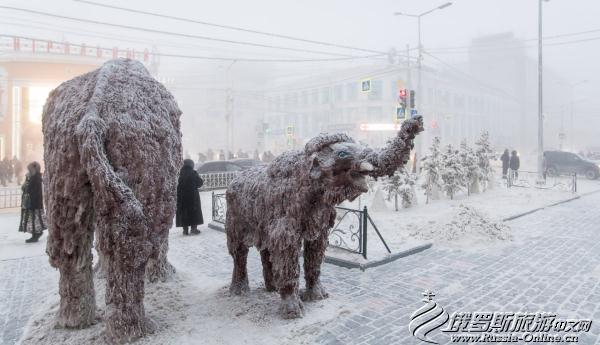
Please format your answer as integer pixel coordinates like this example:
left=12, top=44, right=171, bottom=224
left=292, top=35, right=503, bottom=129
left=208, top=222, right=225, bottom=232
left=503, top=189, right=600, bottom=222
left=208, top=221, right=432, bottom=270
left=324, top=243, right=433, bottom=271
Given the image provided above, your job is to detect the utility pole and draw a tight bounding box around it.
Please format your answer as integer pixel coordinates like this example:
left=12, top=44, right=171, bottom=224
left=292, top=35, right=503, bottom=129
left=395, top=2, right=452, bottom=169
left=225, top=60, right=236, bottom=160
left=406, top=44, right=411, bottom=113
left=537, top=0, right=544, bottom=177
left=225, top=88, right=233, bottom=159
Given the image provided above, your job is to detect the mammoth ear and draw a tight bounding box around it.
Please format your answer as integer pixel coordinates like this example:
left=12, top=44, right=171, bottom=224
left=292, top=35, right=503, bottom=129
left=309, top=157, right=322, bottom=180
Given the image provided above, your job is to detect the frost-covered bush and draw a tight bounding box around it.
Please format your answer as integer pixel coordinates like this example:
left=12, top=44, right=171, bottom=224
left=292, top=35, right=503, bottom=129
left=459, top=139, right=480, bottom=195
left=384, top=167, right=417, bottom=210
left=475, top=131, right=494, bottom=191
left=421, top=137, right=442, bottom=203
left=441, top=144, right=465, bottom=200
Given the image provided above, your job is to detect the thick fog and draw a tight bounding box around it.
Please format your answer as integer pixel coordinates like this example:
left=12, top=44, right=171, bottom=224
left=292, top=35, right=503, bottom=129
left=2, top=0, right=599, bottom=164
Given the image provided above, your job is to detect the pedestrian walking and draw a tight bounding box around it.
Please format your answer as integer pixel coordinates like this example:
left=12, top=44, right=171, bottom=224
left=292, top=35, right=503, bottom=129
left=509, top=150, right=520, bottom=181
left=176, top=159, right=204, bottom=236
left=18, top=162, right=46, bottom=243
left=501, top=149, right=510, bottom=179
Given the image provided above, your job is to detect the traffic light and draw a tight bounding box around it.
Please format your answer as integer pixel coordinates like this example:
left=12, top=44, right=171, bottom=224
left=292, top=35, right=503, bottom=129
left=410, top=90, right=415, bottom=108
left=397, top=89, right=408, bottom=120
left=398, top=89, right=407, bottom=108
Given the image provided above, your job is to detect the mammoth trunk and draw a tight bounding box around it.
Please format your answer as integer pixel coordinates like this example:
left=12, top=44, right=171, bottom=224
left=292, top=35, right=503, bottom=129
left=364, top=116, right=424, bottom=178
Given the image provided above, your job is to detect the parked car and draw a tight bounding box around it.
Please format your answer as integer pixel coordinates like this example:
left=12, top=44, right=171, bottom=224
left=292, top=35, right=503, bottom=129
left=544, top=150, right=599, bottom=180
left=196, top=160, right=244, bottom=174
left=230, top=158, right=264, bottom=170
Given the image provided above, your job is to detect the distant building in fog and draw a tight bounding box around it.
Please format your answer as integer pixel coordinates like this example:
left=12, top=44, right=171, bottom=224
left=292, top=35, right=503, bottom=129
left=0, top=35, right=154, bottom=163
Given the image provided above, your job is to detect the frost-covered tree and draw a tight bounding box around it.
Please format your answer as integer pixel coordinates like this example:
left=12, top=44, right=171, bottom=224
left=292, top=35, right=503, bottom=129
left=475, top=131, right=494, bottom=191
left=441, top=144, right=465, bottom=200
left=459, top=139, right=480, bottom=195
left=421, top=137, right=442, bottom=203
left=384, top=168, right=417, bottom=210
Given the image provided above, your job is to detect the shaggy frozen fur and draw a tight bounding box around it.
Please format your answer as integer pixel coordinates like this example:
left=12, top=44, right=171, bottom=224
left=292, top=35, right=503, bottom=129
left=226, top=116, right=423, bottom=319
left=42, top=59, right=182, bottom=343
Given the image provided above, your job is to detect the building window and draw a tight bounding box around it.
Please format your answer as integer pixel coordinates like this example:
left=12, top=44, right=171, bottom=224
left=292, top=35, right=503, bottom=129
left=346, top=83, right=357, bottom=101
left=311, top=89, right=319, bottom=105
left=321, top=87, right=330, bottom=104
left=368, top=80, right=382, bottom=100
left=334, top=84, right=344, bottom=102
left=300, top=90, right=308, bottom=106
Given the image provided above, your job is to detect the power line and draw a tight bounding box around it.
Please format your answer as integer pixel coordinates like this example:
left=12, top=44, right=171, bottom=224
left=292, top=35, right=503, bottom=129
left=422, top=50, right=519, bottom=101
left=72, top=0, right=388, bottom=56
left=426, top=28, right=600, bottom=53
left=0, top=17, right=359, bottom=61
left=0, top=5, right=374, bottom=58
left=155, top=52, right=386, bottom=63
left=426, top=35, right=600, bottom=55
left=0, top=33, right=386, bottom=63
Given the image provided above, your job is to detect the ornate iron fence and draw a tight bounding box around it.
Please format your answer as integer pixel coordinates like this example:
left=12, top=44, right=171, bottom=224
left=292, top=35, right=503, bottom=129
left=199, top=172, right=238, bottom=191
left=212, top=192, right=227, bottom=224
left=506, top=170, right=577, bottom=193
left=210, top=193, right=390, bottom=259
left=0, top=187, right=22, bottom=209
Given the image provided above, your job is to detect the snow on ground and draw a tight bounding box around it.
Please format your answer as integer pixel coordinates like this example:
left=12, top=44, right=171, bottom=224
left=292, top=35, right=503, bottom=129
left=3, top=177, right=600, bottom=345
left=338, top=174, right=600, bottom=259
left=18, top=229, right=348, bottom=345
left=0, top=209, right=47, bottom=262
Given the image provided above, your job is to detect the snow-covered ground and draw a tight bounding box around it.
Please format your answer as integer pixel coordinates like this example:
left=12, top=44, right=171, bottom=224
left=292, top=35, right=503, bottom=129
left=2, top=180, right=600, bottom=345
left=337, top=173, right=600, bottom=261
left=18, top=229, right=349, bottom=345
left=2, top=171, right=599, bottom=344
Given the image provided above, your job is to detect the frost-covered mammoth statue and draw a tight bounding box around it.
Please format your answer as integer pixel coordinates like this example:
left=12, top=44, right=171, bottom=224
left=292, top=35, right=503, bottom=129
left=226, top=116, right=424, bottom=318
left=43, top=59, right=182, bottom=343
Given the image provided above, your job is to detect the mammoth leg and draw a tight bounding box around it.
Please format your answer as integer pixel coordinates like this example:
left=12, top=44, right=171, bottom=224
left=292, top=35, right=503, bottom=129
left=47, top=176, right=96, bottom=328
left=229, top=242, right=250, bottom=295
left=145, top=230, right=175, bottom=283
left=102, top=227, right=154, bottom=343
left=226, top=215, right=250, bottom=295
left=260, top=249, right=276, bottom=292
left=272, top=244, right=304, bottom=319
left=301, top=232, right=329, bottom=302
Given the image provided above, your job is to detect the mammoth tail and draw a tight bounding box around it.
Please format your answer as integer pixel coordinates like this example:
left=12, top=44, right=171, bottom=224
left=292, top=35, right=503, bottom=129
left=74, top=62, right=146, bottom=244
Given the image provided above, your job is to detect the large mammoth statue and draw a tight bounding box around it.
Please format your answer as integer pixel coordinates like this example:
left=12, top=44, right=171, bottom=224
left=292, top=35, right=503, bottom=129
left=226, top=116, right=424, bottom=318
left=43, top=59, right=182, bottom=343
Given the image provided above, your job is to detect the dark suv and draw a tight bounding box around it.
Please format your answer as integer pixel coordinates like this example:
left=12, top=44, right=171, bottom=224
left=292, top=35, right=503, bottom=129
left=544, top=150, right=599, bottom=180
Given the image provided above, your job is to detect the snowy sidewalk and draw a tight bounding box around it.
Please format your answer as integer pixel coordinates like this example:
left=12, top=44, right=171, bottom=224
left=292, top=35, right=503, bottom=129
left=1, top=191, right=600, bottom=344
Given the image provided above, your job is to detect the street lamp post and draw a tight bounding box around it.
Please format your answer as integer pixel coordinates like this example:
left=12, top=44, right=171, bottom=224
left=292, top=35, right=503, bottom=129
left=395, top=2, right=452, bottom=163
left=538, top=0, right=544, bottom=178
left=538, top=0, right=553, bottom=177
left=395, top=2, right=452, bottom=115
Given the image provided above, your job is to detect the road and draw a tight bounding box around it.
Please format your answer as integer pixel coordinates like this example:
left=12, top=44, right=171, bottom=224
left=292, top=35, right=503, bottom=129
left=1, top=192, right=599, bottom=344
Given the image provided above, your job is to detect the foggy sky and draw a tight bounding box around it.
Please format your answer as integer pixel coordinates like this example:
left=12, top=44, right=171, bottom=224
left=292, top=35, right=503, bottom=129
left=2, top=0, right=599, bottom=137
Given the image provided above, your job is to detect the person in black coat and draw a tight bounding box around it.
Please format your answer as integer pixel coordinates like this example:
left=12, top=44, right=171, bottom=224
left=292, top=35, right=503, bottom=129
left=509, top=150, right=520, bottom=181
left=500, top=149, right=510, bottom=178
left=176, top=159, right=204, bottom=235
left=18, top=161, right=46, bottom=243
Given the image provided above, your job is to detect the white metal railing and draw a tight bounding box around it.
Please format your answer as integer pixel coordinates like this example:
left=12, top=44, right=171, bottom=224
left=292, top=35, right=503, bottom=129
left=198, top=172, right=238, bottom=191
left=0, top=187, right=22, bottom=209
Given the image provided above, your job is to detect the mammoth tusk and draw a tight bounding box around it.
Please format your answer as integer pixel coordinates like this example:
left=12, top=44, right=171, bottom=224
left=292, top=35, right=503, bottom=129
left=359, top=162, right=374, bottom=172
